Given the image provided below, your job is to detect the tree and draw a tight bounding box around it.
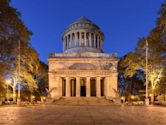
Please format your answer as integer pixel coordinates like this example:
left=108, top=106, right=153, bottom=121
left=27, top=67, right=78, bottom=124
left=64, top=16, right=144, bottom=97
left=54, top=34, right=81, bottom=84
left=0, top=0, right=48, bottom=102
left=119, top=1, right=166, bottom=103
left=118, top=52, right=145, bottom=100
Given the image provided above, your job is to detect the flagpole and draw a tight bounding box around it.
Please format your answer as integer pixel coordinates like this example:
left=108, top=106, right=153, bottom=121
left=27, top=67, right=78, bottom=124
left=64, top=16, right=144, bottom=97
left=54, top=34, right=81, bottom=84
left=145, top=39, right=149, bottom=106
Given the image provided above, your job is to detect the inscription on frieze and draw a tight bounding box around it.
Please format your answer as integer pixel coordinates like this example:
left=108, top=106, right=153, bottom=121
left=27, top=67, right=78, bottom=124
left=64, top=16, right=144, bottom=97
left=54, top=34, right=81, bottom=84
left=51, top=70, right=116, bottom=76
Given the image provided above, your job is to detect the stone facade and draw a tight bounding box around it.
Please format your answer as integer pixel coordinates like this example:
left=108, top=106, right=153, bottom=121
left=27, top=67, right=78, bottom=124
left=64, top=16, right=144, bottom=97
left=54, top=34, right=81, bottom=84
left=48, top=16, right=118, bottom=99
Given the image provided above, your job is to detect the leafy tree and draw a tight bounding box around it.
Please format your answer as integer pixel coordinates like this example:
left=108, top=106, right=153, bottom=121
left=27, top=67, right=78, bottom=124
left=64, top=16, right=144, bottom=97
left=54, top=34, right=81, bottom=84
left=0, top=0, right=48, bottom=102
left=119, top=1, right=166, bottom=103
left=118, top=53, right=145, bottom=100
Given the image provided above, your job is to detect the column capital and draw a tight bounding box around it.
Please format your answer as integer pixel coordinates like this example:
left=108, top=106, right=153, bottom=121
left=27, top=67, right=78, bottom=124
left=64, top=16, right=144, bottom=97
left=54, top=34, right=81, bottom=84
left=96, top=77, right=101, bottom=79
left=65, top=77, right=70, bottom=80
left=86, top=76, right=90, bottom=79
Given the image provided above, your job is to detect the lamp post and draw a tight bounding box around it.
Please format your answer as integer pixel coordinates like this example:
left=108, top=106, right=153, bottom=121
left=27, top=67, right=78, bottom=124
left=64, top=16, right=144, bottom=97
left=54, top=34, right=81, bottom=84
left=17, top=40, right=21, bottom=105
left=145, top=40, right=149, bottom=106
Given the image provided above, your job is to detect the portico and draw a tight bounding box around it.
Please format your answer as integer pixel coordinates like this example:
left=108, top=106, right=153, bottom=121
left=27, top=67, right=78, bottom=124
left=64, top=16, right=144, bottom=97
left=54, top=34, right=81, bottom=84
left=48, top=65, right=118, bottom=99
left=58, top=77, right=104, bottom=97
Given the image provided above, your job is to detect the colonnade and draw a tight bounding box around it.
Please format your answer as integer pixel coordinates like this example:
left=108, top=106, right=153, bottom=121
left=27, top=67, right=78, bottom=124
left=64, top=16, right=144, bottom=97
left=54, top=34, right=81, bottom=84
left=63, top=32, right=103, bottom=51
left=60, top=77, right=109, bottom=97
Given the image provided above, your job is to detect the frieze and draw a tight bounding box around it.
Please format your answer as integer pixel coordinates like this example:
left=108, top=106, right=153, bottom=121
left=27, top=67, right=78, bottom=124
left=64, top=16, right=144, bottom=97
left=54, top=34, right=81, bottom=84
left=49, top=70, right=117, bottom=77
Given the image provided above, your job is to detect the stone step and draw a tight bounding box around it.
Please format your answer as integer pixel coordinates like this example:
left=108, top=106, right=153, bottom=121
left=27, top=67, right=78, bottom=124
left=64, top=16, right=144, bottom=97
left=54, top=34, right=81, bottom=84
left=51, top=97, right=118, bottom=106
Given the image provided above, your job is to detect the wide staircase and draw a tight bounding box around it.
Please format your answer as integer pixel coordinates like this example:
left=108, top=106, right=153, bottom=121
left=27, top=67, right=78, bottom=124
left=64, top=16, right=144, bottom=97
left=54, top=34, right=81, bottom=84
left=50, top=97, right=118, bottom=106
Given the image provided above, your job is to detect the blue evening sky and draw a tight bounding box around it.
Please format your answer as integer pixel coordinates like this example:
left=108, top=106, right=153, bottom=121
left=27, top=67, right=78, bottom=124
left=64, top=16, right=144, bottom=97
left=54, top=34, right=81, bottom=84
left=11, top=0, right=164, bottom=64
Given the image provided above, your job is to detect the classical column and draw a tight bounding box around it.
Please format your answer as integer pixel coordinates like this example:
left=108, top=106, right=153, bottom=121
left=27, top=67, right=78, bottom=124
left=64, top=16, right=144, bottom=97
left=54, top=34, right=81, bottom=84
left=75, top=32, right=78, bottom=47
left=70, top=33, right=73, bottom=48
left=101, top=40, right=103, bottom=50
left=65, top=36, right=68, bottom=49
left=94, top=34, right=96, bottom=48
left=74, top=33, right=77, bottom=47
left=76, top=77, right=80, bottom=97
left=72, top=36, right=74, bottom=48
left=68, top=35, right=70, bottom=49
left=70, top=34, right=72, bottom=48
left=84, top=32, right=86, bottom=46
left=66, top=77, right=70, bottom=97
left=87, top=33, right=89, bottom=47
left=79, top=32, right=82, bottom=46
left=96, top=77, right=101, bottom=97
left=66, top=37, right=68, bottom=50
left=59, top=77, right=63, bottom=97
left=77, top=32, right=80, bottom=47
left=97, top=36, right=100, bottom=48
left=86, top=77, right=90, bottom=97
left=89, top=33, right=92, bottom=47
left=64, top=38, right=66, bottom=51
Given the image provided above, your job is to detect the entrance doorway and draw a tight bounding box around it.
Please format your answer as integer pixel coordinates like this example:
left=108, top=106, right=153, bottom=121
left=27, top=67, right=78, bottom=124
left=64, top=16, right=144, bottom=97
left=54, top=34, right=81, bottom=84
left=90, top=78, right=96, bottom=96
left=62, top=78, right=66, bottom=96
left=101, top=78, right=104, bottom=96
left=70, top=78, right=76, bottom=96
left=80, top=78, right=86, bottom=96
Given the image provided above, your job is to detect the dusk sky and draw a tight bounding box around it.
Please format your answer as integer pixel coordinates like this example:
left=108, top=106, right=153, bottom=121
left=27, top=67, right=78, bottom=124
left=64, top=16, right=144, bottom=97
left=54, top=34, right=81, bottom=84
left=11, top=0, right=164, bottom=64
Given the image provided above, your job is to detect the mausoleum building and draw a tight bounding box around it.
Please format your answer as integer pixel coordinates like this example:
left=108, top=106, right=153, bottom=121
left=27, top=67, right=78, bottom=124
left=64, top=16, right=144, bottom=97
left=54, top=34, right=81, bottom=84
left=48, top=16, right=118, bottom=99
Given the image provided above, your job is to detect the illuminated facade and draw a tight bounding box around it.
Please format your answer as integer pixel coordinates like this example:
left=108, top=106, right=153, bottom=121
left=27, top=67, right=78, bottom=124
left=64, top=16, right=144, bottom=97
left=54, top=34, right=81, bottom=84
left=48, top=16, right=118, bottom=99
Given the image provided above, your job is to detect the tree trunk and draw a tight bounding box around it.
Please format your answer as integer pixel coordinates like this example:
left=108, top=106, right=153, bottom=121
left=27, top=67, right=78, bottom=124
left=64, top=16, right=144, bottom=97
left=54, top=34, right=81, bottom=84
left=13, top=78, right=17, bottom=103
left=13, top=86, right=16, bottom=102
left=151, top=89, right=155, bottom=104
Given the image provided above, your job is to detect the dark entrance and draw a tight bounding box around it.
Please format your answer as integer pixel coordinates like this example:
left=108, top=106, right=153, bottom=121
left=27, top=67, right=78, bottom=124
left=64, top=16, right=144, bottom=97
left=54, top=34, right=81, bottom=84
left=70, top=79, right=76, bottom=96
left=80, top=79, right=86, bottom=96
left=62, top=78, right=66, bottom=96
left=101, top=78, right=104, bottom=96
left=81, top=86, right=86, bottom=96
left=90, top=79, right=96, bottom=96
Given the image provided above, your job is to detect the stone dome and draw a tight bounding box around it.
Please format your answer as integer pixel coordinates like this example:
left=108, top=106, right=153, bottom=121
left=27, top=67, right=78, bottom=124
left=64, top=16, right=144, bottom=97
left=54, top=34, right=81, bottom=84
left=62, top=16, right=105, bottom=53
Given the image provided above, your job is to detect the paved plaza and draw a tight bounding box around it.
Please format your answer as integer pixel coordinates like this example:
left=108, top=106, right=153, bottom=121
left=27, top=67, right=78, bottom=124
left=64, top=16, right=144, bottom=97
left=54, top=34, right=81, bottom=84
left=0, top=104, right=166, bottom=125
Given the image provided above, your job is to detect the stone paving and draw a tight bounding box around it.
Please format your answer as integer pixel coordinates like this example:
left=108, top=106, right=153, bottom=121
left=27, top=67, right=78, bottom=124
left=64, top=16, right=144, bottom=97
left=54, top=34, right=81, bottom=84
left=0, top=104, right=166, bottom=125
